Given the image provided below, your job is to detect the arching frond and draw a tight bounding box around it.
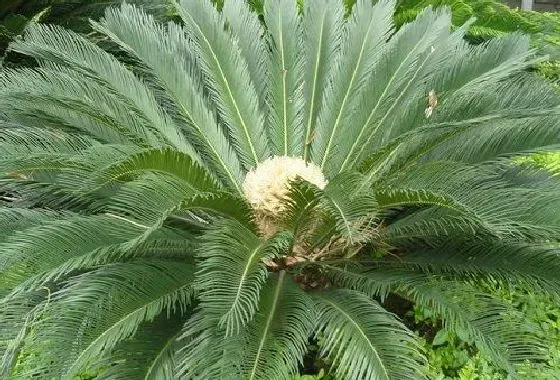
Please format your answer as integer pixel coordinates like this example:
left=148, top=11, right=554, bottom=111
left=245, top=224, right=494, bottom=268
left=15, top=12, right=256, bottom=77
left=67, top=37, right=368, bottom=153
left=301, top=0, right=344, bottom=161
left=92, top=314, right=185, bottom=380
left=7, top=261, right=195, bottom=379
left=313, top=289, right=426, bottom=380
left=94, top=4, right=245, bottom=192
left=8, top=25, right=191, bottom=153
left=177, top=272, right=315, bottom=380
left=398, top=280, right=547, bottom=374
left=178, top=0, right=269, bottom=166
left=97, top=147, right=220, bottom=192
left=0, top=215, right=143, bottom=294
left=196, top=219, right=292, bottom=336
left=238, top=272, right=315, bottom=380
left=312, top=0, right=395, bottom=172
left=338, top=7, right=453, bottom=173
left=222, top=0, right=268, bottom=104
left=376, top=161, right=560, bottom=240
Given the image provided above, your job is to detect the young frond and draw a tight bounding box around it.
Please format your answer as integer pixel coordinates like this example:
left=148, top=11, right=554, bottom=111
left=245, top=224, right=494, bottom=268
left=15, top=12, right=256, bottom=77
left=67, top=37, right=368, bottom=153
left=196, top=219, right=292, bottom=336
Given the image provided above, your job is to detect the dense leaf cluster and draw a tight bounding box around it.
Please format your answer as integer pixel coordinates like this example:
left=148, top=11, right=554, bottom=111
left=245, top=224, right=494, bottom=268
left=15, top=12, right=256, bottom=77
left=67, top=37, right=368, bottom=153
left=0, top=0, right=559, bottom=379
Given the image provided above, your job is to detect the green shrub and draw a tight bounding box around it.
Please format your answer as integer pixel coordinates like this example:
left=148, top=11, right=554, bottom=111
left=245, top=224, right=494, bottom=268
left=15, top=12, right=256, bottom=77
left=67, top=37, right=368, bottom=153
left=1, top=1, right=560, bottom=378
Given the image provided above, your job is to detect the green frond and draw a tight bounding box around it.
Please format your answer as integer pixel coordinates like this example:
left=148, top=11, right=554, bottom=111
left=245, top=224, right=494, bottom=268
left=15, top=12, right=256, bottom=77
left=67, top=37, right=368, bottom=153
left=222, top=0, right=268, bottom=105
left=391, top=240, right=560, bottom=294
left=338, top=7, right=453, bottom=173
left=179, top=192, right=255, bottom=228
left=8, top=24, right=191, bottom=153
left=313, top=289, right=426, bottom=380
left=0, top=68, right=148, bottom=146
left=398, top=280, right=548, bottom=374
left=92, top=314, right=185, bottom=380
left=196, top=219, right=292, bottom=336
left=301, top=0, right=344, bottom=161
left=312, top=0, right=395, bottom=173
left=0, top=124, right=96, bottom=158
left=175, top=309, right=243, bottom=379
left=98, top=147, right=220, bottom=192
left=279, top=180, right=323, bottom=237
left=97, top=172, right=198, bottom=225
left=177, top=272, right=315, bottom=379
left=178, top=0, right=269, bottom=166
left=0, top=215, right=143, bottom=293
left=0, top=207, right=72, bottom=240
left=264, top=0, right=304, bottom=156
left=319, top=263, right=428, bottom=301
left=94, top=4, right=245, bottom=192
left=376, top=161, right=560, bottom=240
left=322, top=172, right=378, bottom=244
left=6, top=260, right=195, bottom=378
left=238, top=272, right=315, bottom=380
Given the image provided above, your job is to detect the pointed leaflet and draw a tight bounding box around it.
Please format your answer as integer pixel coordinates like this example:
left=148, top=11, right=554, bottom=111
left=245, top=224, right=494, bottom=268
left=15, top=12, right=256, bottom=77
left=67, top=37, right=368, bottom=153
left=313, top=289, right=426, bottom=380
left=179, top=0, right=269, bottom=166
left=95, top=4, right=244, bottom=192
left=239, top=272, right=315, bottom=380
left=264, top=0, right=305, bottom=156
left=399, top=280, right=546, bottom=374
left=13, top=261, right=194, bottom=378
left=311, top=0, right=395, bottom=173
left=302, top=0, right=344, bottom=161
left=196, top=219, right=292, bottom=337
left=222, top=0, right=268, bottom=104
left=8, top=24, right=191, bottom=154
left=339, top=8, right=452, bottom=172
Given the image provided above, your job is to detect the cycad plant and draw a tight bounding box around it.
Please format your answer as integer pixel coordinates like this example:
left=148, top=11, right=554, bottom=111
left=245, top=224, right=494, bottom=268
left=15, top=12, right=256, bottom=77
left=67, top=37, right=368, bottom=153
left=1, top=0, right=560, bottom=378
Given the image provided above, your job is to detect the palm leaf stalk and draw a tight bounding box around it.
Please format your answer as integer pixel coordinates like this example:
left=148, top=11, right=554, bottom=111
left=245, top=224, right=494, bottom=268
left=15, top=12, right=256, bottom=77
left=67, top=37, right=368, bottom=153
left=0, top=0, right=559, bottom=378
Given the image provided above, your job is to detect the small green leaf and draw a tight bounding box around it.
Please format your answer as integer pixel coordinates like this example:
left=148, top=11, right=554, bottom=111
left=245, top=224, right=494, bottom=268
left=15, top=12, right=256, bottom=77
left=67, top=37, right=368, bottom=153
left=432, top=329, right=449, bottom=347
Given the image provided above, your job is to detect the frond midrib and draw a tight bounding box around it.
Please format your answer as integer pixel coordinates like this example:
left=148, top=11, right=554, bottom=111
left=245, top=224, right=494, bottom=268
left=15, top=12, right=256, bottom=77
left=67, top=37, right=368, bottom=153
left=317, top=294, right=390, bottom=380
left=248, top=271, right=286, bottom=380
left=66, top=282, right=193, bottom=376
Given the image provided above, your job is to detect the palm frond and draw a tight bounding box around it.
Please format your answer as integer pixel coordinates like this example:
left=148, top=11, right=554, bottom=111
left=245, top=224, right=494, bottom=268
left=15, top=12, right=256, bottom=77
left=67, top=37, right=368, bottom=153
left=221, top=1, right=268, bottom=106
left=399, top=279, right=547, bottom=374
left=178, top=0, right=269, bottom=166
left=301, top=0, right=344, bottom=161
left=8, top=24, right=191, bottom=153
left=313, top=289, right=426, bottom=380
left=238, top=272, right=315, bottom=380
left=376, top=161, right=560, bottom=240
left=196, top=219, right=292, bottom=336
left=312, top=0, right=395, bottom=173
left=179, top=192, right=255, bottom=228
left=97, top=147, right=220, bottom=192
left=338, top=7, right=452, bottom=173
left=6, top=260, right=195, bottom=378
left=0, top=215, right=143, bottom=294
left=92, top=314, right=185, bottom=380
left=94, top=4, right=245, bottom=192
left=263, top=0, right=304, bottom=156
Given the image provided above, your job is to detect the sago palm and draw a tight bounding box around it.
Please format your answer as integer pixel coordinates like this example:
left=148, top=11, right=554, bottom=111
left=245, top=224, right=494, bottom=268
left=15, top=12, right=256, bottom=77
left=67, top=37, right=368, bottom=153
left=1, top=0, right=560, bottom=378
